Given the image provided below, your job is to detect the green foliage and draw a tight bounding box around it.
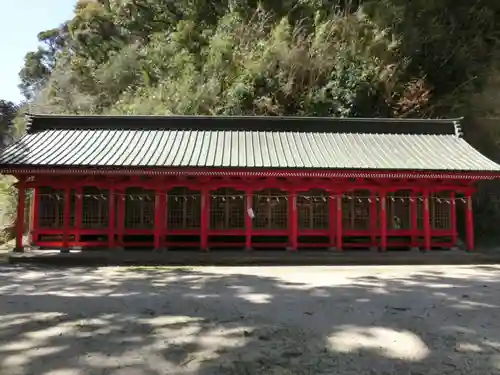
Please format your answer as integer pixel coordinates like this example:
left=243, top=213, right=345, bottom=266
left=69, top=0, right=124, bottom=63
left=0, top=175, right=17, bottom=235
left=106, top=8, right=430, bottom=118
left=0, top=101, right=18, bottom=146
left=19, top=0, right=500, bottom=119
left=18, top=22, right=69, bottom=100
left=18, top=49, right=53, bottom=100
left=365, top=0, right=500, bottom=115
left=0, top=102, right=19, bottom=243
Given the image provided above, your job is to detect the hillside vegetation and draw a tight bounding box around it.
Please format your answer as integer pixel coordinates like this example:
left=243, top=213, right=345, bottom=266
left=18, top=0, right=500, bottom=118
left=3, top=0, right=500, bottom=242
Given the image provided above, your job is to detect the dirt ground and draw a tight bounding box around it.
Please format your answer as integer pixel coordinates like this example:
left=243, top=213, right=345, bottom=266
left=1, top=265, right=500, bottom=375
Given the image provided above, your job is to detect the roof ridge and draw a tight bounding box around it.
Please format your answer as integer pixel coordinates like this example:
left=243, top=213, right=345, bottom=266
left=24, top=113, right=462, bottom=136
left=25, top=112, right=463, bottom=122
left=453, top=119, right=464, bottom=138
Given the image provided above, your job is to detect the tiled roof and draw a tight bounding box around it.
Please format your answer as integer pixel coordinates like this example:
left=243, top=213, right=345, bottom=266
left=0, top=114, right=499, bottom=173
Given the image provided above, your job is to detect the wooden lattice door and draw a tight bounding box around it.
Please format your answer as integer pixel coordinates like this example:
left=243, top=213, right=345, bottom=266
left=210, top=188, right=245, bottom=230
left=342, top=190, right=370, bottom=231
left=253, top=189, right=288, bottom=230
left=124, top=187, right=154, bottom=229
left=297, top=189, right=329, bottom=230
left=430, top=192, right=451, bottom=230
left=38, top=187, right=75, bottom=228
left=81, top=187, right=109, bottom=229
left=387, top=190, right=411, bottom=230
left=167, top=187, right=201, bottom=230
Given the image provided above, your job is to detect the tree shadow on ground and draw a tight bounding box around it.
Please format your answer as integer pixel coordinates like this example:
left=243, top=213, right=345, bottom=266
left=0, top=265, right=500, bottom=374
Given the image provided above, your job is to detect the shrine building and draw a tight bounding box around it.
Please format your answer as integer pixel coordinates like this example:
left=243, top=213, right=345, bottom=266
left=0, top=114, right=499, bottom=253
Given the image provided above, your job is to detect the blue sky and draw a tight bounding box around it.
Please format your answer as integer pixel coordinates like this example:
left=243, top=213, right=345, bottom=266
left=0, top=0, right=76, bottom=104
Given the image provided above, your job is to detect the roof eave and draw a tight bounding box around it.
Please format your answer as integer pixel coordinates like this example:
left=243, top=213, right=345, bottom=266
left=1, top=165, right=499, bottom=180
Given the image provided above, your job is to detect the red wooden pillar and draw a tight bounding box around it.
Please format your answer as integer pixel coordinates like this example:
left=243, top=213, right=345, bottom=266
left=74, top=187, right=82, bottom=243
left=116, top=188, right=125, bottom=249
left=369, top=191, right=377, bottom=248
left=335, top=194, right=343, bottom=251
left=379, top=191, right=387, bottom=251
left=288, top=190, right=298, bottom=251
left=410, top=190, right=418, bottom=248
left=108, top=188, right=116, bottom=249
left=245, top=190, right=253, bottom=251
left=30, top=187, right=39, bottom=245
left=465, top=193, right=474, bottom=251
left=154, top=190, right=166, bottom=250
left=200, top=188, right=209, bottom=251
left=61, top=187, right=71, bottom=252
left=450, top=191, right=457, bottom=247
left=14, top=178, right=26, bottom=252
left=423, top=190, right=431, bottom=251
left=161, top=191, right=167, bottom=250
left=328, top=193, right=336, bottom=250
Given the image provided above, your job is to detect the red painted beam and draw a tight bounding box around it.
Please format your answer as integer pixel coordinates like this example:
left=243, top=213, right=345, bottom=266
left=8, top=166, right=499, bottom=181
left=25, top=174, right=482, bottom=194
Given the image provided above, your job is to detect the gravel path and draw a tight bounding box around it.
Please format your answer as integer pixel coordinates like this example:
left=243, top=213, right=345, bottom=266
left=1, top=265, right=500, bottom=374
